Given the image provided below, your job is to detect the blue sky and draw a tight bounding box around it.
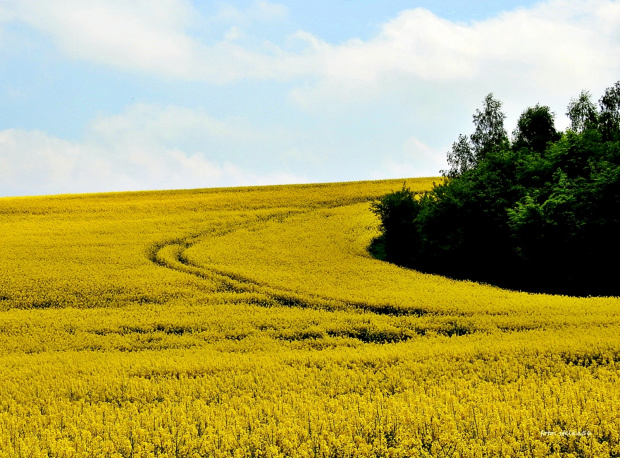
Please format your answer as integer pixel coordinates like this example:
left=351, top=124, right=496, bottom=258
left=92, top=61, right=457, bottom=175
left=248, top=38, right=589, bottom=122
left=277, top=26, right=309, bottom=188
left=1, top=0, right=619, bottom=196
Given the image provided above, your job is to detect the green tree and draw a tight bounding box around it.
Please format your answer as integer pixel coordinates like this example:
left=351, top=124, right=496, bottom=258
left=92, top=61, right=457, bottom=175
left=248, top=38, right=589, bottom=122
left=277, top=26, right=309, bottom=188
left=371, top=81, right=620, bottom=296
left=442, top=93, right=508, bottom=178
left=470, top=93, right=508, bottom=162
left=566, top=90, right=598, bottom=133
left=512, top=104, right=561, bottom=154
left=442, top=134, right=474, bottom=178
left=599, top=81, right=620, bottom=142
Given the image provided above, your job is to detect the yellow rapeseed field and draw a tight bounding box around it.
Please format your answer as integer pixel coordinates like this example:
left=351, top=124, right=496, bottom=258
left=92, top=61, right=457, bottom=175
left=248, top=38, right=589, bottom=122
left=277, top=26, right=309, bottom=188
left=0, top=178, right=619, bottom=457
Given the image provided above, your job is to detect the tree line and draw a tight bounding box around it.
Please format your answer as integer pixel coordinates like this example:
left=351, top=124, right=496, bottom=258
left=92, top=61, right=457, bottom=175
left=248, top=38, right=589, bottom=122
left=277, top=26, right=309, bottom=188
left=371, top=82, right=620, bottom=296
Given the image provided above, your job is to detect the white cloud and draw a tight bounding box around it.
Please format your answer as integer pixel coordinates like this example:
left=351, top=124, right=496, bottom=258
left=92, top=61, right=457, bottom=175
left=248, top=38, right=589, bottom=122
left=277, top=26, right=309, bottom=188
left=2, top=0, right=299, bottom=82
left=0, top=105, right=306, bottom=196
left=317, top=9, right=479, bottom=83
left=288, top=0, right=620, bottom=162
left=293, top=0, right=620, bottom=109
left=87, top=104, right=266, bottom=148
left=0, top=128, right=133, bottom=195
left=6, top=0, right=199, bottom=78
left=6, top=0, right=617, bottom=89
left=371, top=137, right=447, bottom=181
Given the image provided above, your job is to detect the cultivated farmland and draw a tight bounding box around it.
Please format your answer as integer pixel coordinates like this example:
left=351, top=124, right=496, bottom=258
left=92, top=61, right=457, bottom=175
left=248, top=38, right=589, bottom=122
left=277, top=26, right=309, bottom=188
left=0, top=178, right=619, bottom=457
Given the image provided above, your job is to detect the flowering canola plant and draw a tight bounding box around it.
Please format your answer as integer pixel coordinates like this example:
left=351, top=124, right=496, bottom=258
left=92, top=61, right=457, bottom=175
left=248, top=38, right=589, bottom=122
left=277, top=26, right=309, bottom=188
left=0, top=178, right=619, bottom=457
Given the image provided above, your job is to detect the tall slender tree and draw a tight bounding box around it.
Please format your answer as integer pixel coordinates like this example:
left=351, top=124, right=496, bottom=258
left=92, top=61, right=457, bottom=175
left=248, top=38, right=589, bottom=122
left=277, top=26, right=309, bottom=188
left=442, top=134, right=474, bottom=178
left=470, top=93, right=508, bottom=162
left=599, top=82, right=620, bottom=141
left=566, top=90, right=598, bottom=134
left=442, top=93, right=508, bottom=178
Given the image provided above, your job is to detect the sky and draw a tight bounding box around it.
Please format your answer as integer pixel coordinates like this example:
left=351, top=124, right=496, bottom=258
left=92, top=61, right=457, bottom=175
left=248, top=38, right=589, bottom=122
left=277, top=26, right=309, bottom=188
left=0, top=0, right=619, bottom=197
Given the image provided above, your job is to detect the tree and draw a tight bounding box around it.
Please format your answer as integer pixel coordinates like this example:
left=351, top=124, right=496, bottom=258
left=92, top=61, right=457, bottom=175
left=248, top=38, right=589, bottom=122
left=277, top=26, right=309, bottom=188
left=512, top=104, right=561, bottom=154
left=599, top=81, right=620, bottom=142
left=470, top=93, right=508, bottom=162
left=442, top=134, right=474, bottom=178
left=566, top=90, right=598, bottom=133
left=442, top=93, right=508, bottom=178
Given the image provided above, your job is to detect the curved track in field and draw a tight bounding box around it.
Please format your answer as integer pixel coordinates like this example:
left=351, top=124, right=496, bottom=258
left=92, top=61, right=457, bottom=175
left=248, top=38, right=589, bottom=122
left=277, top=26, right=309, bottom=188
left=146, top=202, right=428, bottom=317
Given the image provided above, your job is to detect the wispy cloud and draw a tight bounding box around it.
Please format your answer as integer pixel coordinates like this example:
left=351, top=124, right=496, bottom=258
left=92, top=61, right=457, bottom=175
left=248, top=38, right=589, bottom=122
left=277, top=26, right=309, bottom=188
left=0, top=104, right=306, bottom=196
left=1, top=0, right=300, bottom=81
left=295, top=0, right=620, bottom=101
left=3, top=0, right=618, bottom=88
left=5, top=0, right=199, bottom=78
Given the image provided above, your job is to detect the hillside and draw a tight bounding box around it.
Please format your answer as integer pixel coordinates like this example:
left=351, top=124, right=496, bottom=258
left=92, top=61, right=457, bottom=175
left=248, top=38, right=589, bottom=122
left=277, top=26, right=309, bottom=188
left=0, top=179, right=619, bottom=457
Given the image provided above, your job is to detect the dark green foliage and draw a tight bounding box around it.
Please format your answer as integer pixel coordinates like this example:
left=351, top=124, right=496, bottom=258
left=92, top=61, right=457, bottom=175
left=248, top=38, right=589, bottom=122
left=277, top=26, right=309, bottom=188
left=598, top=81, right=620, bottom=142
left=370, top=185, right=419, bottom=265
left=512, top=104, right=561, bottom=154
left=372, top=83, right=620, bottom=296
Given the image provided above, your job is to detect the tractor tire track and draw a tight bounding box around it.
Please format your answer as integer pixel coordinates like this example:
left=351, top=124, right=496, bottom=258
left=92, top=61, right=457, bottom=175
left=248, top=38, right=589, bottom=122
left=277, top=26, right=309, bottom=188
left=147, top=203, right=429, bottom=317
